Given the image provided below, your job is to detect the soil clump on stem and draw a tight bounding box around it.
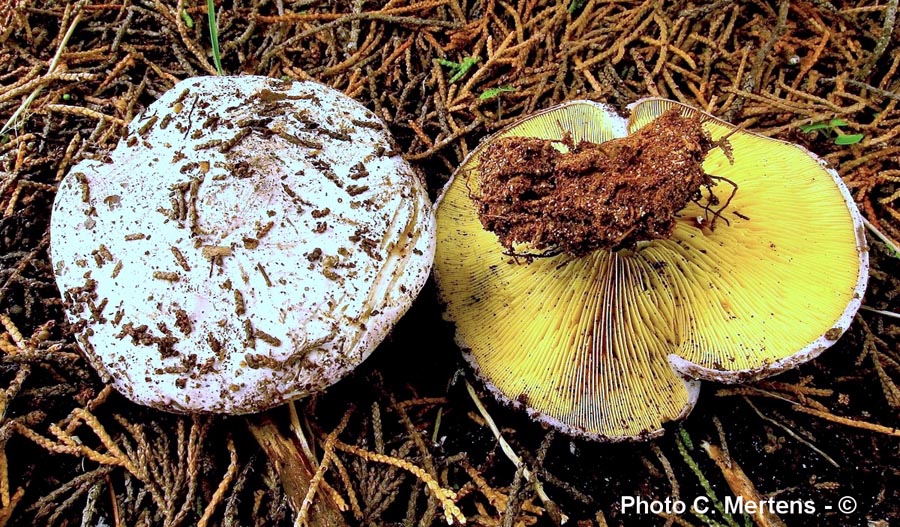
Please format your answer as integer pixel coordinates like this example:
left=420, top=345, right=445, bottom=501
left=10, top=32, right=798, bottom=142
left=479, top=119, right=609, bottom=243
left=474, top=109, right=715, bottom=256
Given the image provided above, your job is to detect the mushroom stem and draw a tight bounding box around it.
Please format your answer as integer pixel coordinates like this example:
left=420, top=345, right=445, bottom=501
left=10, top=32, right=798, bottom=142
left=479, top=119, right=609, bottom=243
left=246, top=414, right=348, bottom=527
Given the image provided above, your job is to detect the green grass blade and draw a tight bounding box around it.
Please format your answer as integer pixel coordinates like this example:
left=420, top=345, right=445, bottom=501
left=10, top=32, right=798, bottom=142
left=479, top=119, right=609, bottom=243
left=207, top=0, right=224, bottom=75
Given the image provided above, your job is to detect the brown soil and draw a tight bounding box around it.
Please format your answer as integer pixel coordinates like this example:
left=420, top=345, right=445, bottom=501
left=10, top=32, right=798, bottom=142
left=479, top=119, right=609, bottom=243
left=475, top=109, right=713, bottom=256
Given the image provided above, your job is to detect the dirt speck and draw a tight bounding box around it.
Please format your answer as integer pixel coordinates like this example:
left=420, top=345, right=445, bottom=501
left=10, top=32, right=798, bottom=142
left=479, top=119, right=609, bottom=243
left=825, top=327, right=843, bottom=340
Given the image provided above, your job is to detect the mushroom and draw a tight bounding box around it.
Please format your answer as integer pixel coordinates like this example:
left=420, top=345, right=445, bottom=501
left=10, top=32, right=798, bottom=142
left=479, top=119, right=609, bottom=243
left=433, top=98, right=868, bottom=441
left=50, top=75, right=435, bottom=415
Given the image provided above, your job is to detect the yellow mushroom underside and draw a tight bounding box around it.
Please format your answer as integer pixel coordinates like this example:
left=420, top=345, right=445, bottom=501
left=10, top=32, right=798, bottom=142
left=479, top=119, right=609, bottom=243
left=434, top=99, right=864, bottom=440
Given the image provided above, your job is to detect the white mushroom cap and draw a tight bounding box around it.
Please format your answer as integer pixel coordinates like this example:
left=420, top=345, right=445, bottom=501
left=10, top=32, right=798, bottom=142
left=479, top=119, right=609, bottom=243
left=51, top=76, right=435, bottom=414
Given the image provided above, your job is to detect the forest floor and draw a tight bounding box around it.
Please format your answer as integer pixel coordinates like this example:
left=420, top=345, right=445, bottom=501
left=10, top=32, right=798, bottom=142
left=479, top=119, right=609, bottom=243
left=1, top=1, right=899, bottom=526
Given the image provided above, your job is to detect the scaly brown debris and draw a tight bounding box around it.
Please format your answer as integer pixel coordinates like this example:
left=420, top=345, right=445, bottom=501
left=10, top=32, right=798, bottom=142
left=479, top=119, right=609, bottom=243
left=475, top=109, right=712, bottom=256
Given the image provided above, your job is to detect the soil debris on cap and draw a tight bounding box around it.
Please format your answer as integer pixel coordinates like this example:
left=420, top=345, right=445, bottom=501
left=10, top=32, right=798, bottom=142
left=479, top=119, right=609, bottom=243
left=50, top=76, right=436, bottom=415
left=473, top=109, right=714, bottom=256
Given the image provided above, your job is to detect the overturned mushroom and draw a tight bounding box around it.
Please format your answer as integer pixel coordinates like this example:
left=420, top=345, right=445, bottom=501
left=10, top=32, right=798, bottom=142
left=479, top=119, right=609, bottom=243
left=51, top=75, right=435, bottom=414
left=434, top=98, right=868, bottom=441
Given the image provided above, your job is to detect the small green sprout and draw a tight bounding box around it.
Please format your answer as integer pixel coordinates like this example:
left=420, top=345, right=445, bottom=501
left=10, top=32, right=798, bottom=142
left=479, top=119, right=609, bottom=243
left=207, top=0, right=223, bottom=75
left=799, top=118, right=863, bottom=145
left=437, top=56, right=480, bottom=83
left=479, top=86, right=517, bottom=100
left=568, top=0, right=587, bottom=13
left=181, top=9, right=194, bottom=29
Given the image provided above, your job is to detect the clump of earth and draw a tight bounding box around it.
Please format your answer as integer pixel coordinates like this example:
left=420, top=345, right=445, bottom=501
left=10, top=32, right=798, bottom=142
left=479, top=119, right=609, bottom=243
left=473, top=109, right=716, bottom=257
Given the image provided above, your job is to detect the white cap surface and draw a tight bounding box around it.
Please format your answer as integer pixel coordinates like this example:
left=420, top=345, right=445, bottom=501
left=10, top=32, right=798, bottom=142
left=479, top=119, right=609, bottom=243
left=51, top=76, right=435, bottom=414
